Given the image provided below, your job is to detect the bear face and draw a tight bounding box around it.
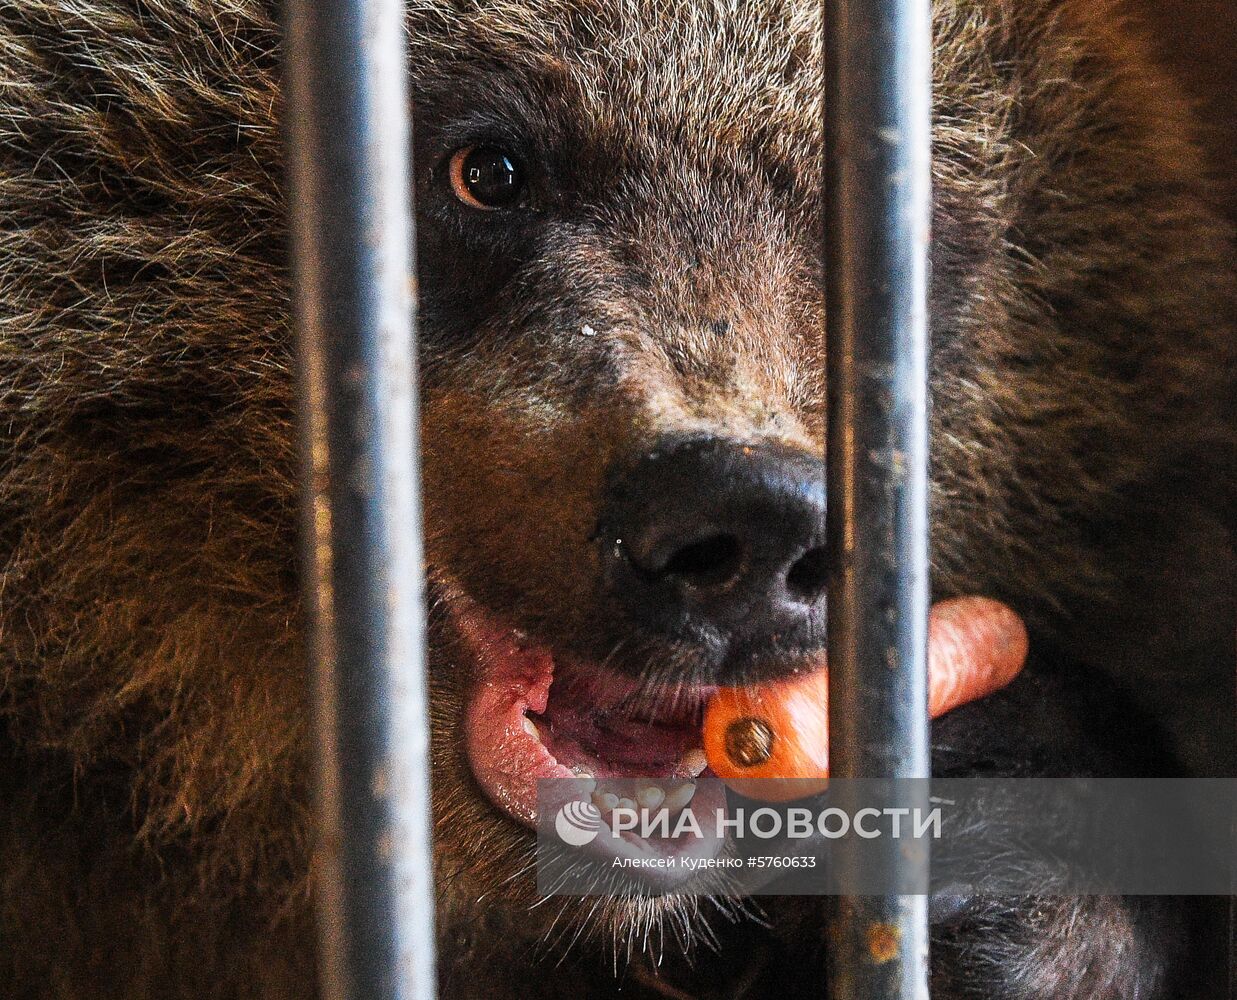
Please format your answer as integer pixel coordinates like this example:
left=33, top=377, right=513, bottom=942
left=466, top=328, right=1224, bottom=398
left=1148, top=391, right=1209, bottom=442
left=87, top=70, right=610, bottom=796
left=0, top=0, right=1232, bottom=997
left=409, top=0, right=1234, bottom=950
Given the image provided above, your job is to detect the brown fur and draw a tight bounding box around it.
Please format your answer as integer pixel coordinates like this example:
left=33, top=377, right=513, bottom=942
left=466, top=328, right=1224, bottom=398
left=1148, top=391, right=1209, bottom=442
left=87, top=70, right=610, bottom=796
left=0, top=1, right=1232, bottom=997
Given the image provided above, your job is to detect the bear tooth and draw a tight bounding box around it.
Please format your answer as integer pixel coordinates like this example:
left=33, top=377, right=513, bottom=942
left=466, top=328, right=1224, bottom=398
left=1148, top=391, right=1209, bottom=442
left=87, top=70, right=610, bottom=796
left=521, top=716, right=541, bottom=741
left=570, top=767, right=596, bottom=795
left=636, top=785, right=665, bottom=810
left=660, top=782, right=696, bottom=812
left=593, top=790, right=619, bottom=812
left=616, top=797, right=636, bottom=813
left=680, top=748, right=707, bottom=777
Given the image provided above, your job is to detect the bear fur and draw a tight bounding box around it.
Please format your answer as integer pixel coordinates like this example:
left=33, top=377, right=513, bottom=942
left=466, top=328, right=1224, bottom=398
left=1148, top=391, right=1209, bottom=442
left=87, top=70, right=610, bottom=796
left=0, top=1, right=1232, bottom=997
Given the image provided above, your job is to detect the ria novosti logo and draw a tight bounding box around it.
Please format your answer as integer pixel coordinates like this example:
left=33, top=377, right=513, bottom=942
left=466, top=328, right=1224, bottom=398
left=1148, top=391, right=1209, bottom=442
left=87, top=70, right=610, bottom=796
left=554, top=799, right=603, bottom=847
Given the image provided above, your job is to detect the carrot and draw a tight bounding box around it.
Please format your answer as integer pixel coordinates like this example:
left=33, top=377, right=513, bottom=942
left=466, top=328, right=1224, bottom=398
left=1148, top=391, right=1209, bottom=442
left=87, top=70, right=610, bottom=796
left=927, top=596, right=1027, bottom=716
left=703, top=596, right=1028, bottom=801
left=703, top=669, right=831, bottom=801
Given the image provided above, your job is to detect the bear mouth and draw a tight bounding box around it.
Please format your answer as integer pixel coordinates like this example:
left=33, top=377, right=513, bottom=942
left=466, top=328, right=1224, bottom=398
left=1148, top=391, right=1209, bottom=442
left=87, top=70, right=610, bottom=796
left=454, top=593, right=732, bottom=873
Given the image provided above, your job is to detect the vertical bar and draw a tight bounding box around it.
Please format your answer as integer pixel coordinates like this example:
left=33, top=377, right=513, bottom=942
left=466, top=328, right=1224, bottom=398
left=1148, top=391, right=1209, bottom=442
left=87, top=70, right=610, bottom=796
left=824, top=0, right=932, bottom=997
left=284, top=3, right=437, bottom=999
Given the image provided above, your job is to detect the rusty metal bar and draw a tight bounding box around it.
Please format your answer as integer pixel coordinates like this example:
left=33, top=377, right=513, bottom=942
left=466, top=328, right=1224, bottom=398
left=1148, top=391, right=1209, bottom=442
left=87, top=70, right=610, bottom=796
left=284, top=2, right=437, bottom=999
left=824, top=0, right=933, bottom=996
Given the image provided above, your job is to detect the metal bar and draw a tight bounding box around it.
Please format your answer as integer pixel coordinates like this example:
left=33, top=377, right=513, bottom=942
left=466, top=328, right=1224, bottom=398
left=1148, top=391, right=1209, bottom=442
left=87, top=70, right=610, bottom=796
left=284, top=3, right=437, bottom=999
left=824, top=0, right=932, bottom=996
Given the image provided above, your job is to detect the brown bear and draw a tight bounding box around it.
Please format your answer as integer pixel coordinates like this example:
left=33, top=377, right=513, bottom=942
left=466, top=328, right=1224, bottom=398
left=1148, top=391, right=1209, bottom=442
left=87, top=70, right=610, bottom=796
left=0, top=1, right=1232, bottom=998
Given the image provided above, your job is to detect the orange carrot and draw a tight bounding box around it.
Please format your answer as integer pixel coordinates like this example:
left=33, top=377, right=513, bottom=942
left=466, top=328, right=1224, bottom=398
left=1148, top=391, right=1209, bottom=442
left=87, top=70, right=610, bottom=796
left=703, top=669, right=831, bottom=801
left=927, top=596, right=1027, bottom=716
left=703, top=596, right=1028, bottom=801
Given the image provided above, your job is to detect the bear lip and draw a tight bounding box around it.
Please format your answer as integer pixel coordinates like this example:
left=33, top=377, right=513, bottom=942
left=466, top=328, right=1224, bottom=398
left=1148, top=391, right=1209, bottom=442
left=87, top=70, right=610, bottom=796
left=453, top=593, right=727, bottom=867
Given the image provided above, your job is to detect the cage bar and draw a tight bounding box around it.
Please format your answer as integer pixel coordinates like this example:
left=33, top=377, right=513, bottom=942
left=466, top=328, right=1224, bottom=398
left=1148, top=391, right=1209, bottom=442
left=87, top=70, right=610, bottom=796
left=824, top=0, right=933, bottom=997
left=284, top=2, right=437, bottom=999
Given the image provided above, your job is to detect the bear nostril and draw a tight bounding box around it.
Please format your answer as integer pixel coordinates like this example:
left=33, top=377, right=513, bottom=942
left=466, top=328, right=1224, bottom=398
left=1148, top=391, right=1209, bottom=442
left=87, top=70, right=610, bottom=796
left=785, top=545, right=829, bottom=602
left=659, top=534, right=744, bottom=589
left=600, top=437, right=828, bottom=670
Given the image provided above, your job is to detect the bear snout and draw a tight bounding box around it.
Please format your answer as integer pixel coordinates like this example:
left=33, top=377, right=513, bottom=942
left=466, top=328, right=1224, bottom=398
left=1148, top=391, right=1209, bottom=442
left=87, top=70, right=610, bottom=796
left=597, top=435, right=829, bottom=681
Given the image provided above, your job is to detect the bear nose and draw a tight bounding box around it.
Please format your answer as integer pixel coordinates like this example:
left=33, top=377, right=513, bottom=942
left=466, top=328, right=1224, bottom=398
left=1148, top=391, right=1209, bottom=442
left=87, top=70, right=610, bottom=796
left=600, top=437, right=828, bottom=662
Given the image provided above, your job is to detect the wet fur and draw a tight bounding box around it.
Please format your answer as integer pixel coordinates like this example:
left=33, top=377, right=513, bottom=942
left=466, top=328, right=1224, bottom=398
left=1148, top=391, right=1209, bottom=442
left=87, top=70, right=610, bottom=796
left=0, top=1, right=1233, bottom=997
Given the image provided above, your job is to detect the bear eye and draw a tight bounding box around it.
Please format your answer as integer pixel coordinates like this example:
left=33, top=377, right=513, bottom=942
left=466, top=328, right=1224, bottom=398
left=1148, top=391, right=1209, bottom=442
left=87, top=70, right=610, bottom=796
left=448, top=145, right=525, bottom=210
